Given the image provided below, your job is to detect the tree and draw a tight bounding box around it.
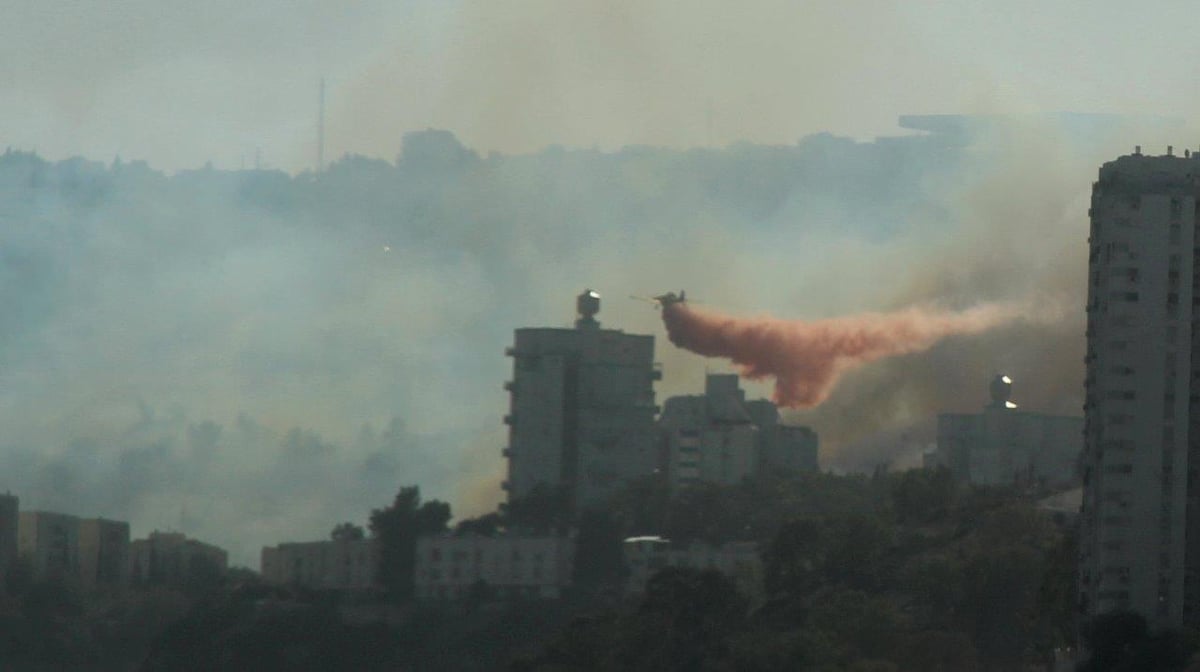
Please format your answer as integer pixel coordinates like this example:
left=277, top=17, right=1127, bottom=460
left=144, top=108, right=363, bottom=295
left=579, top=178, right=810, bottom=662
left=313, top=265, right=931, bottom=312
left=454, top=512, right=503, bottom=537
left=891, top=466, right=956, bottom=524
left=369, top=486, right=451, bottom=599
left=572, top=509, right=625, bottom=591
left=330, top=522, right=365, bottom=542
left=618, top=567, right=747, bottom=671
left=764, top=517, right=825, bottom=598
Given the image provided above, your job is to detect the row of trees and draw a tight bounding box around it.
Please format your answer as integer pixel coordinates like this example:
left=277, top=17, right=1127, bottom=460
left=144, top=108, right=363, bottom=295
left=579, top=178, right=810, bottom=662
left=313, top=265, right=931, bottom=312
left=53, top=468, right=1197, bottom=670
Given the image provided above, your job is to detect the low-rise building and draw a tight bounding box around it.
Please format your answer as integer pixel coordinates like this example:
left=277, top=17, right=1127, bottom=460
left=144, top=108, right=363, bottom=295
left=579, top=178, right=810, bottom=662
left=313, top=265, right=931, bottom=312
left=622, top=536, right=762, bottom=599
left=130, top=531, right=228, bottom=587
left=927, top=376, right=1083, bottom=487
left=18, top=511, right=80, bottom=582
left=415, top=534, right=573, bottom=600
left=261, top=539, right=376, bottom=590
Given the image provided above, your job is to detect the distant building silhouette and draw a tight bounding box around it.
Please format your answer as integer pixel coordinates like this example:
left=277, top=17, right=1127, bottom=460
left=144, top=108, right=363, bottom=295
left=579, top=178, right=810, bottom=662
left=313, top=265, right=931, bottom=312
left=0, top=494, right=16, bottom=587
left=78, top=518, right=131, bottom=590
left=18, top=511, right=81, bottom=583
left=926, top=376, right=1082, bottom=487
left=659, top=374, right=818, bottom=490
left=130, top=531, right=227, bottom=587
left=1079, top=148, right=1200, bottom=628
left=260, top=539, right=376, bottom=590
left=18, top=510, right=131, bottom=590
left=503, top=290, right=661, bottom=509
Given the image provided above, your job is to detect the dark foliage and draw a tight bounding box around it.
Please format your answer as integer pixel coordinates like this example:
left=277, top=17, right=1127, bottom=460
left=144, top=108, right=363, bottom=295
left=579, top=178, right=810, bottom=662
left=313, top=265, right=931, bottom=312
left=368, top=485, right=451, bottom=599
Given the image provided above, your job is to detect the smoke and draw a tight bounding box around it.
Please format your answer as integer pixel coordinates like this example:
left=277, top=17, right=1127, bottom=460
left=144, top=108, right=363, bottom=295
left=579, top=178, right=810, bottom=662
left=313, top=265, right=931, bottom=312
left=662, top=301, right=1025, bottom=408
left=0, top=115, right=1173, bottom=563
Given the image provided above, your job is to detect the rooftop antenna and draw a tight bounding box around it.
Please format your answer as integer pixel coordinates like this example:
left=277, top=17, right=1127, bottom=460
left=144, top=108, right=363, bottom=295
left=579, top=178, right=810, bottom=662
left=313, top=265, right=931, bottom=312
left=317, top=77, right=326, bottom=172
left=706, top=99, right=714, bottom=147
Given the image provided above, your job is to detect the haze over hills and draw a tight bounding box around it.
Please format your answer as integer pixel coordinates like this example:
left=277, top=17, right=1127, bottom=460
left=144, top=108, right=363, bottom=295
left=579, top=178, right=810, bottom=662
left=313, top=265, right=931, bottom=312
left=0, top=117, right=1168, bottom=564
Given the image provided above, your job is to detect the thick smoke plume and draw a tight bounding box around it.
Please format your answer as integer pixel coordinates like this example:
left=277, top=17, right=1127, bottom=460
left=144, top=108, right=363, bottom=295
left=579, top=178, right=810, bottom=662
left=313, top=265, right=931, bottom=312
left=662, top=301, right=1023, bottom=408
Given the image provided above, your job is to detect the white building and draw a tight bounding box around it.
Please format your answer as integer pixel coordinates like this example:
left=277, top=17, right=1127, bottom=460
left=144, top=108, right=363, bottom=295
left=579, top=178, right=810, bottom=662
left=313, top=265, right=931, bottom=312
left=622, top=536, right=762, bottom=599
left=503, top=290, right=661, bottom=509
left=929, top=376, right=1082, bottom=487
left=1079, top=148, right=1199, bottom=627
left=659, top=374, right=818, bottom=490
left=414, top=534, right=574, bottom=600
left=261, top=539, right=376, bottom=590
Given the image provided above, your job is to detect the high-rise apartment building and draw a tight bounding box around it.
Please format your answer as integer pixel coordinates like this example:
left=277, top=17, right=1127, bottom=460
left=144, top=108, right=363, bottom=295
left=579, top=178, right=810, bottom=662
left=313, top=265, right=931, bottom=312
left=1079, top=148, right=1200, bottom=627
left=503, top=290, right=661, bottom=509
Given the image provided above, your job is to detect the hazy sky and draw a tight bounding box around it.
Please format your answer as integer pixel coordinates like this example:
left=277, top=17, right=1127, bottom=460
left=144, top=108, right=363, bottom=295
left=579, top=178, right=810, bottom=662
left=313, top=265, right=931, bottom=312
left=1, top=1, right=1196, bottom=563
left=4, top=1, right=1199, bottom=172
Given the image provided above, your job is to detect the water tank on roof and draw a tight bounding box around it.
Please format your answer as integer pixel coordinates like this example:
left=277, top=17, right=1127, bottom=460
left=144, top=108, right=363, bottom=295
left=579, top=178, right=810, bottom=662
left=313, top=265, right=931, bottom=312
left=576, top=289, right=601, bottom=327
left=989, top=374, right=1014, bottom=408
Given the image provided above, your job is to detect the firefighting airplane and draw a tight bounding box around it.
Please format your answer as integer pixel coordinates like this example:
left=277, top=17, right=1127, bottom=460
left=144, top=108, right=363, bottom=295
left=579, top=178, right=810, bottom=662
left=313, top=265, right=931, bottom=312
left=629, top=290, right=687, bottom=309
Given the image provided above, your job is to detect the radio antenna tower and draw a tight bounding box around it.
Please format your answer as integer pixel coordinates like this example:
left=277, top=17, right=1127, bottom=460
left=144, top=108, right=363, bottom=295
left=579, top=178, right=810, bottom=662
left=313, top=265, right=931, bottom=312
left=317, top=78, right=326, bottom=172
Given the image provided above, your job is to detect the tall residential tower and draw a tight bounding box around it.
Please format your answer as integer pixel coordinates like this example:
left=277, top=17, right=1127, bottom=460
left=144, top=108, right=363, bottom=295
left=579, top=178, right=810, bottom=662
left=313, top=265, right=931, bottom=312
left=503, top=290, right=661, bottom=510
left=1079, top=148, right=1200, bottom=627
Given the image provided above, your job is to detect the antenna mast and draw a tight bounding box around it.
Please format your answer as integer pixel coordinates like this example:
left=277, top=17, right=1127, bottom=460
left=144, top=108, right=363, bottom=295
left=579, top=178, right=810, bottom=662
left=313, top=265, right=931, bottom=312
left=317, top=78, right=326, bottom=172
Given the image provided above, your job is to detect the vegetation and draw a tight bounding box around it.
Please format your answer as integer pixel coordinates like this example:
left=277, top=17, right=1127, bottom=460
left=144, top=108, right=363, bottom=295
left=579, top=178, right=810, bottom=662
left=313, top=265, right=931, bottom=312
left=512, top=468, right=1108, bottom=672
left=9, top=471, right=1200, bottom=670
left=368, top=486, right=451, bottom=599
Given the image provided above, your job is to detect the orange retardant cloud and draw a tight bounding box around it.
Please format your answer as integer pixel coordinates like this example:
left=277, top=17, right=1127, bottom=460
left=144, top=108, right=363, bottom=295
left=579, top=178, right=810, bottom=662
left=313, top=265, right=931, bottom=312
left=661, top=301, right=1021, bottom=408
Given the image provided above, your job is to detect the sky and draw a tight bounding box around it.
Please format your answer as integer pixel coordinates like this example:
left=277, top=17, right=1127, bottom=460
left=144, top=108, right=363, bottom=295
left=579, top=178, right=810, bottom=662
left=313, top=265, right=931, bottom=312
left=3, top=1, right=1199, bottom=172
left=2, top=1, right=1199, bottom=565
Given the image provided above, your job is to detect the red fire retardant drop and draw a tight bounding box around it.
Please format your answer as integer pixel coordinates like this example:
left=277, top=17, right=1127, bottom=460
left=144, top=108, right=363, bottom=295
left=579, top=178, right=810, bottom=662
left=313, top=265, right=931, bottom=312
left=662, top=301, right=1020, bottom=408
